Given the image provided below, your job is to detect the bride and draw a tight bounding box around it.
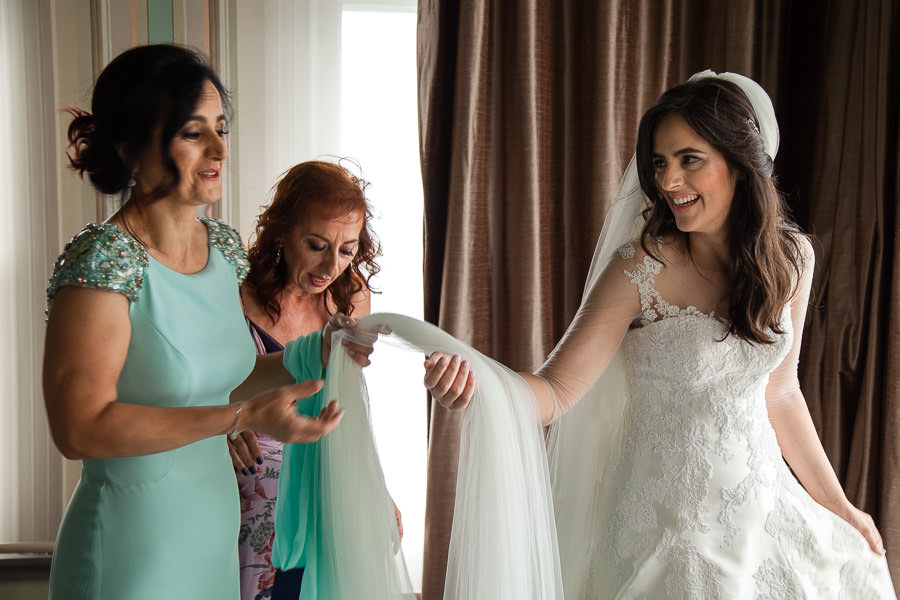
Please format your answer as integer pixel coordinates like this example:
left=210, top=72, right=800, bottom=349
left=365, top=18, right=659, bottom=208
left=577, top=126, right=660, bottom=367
left=424, top=71, right=896, bottom=598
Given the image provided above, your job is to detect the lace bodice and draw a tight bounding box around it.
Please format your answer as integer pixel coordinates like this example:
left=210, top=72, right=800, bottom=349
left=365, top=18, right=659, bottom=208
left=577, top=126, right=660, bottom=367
left=577, top=243, right=893, bottom=599
left=620, top=241, right=792, bottom=398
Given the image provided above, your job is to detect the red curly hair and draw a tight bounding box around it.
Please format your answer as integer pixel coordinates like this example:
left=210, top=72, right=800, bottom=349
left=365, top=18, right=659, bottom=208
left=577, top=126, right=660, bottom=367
left=245, top=160, right=381, bottom=322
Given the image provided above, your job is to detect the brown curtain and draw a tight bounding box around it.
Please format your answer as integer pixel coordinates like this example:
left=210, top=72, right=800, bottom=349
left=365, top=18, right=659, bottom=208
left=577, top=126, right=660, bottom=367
left=418, top=0, right=899, bottom=597
left=775, top=0, right=900, bottom=587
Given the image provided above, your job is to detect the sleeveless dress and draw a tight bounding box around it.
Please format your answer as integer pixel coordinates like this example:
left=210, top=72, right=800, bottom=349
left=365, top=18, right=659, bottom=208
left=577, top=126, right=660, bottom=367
left=46, top=219, right=256, bottom=600
left=579, top=241, right=896, bottom=598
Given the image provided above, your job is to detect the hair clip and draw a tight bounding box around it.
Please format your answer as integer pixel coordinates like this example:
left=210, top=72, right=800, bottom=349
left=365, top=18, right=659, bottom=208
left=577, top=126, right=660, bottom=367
left=746, top=118, right=760, bottom=135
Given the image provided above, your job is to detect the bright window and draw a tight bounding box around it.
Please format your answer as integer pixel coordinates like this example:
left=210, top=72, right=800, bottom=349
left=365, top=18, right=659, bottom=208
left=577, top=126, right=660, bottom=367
left=341, top=6, right=426, bottom=590
left=231, top=1, right=425, bottom=588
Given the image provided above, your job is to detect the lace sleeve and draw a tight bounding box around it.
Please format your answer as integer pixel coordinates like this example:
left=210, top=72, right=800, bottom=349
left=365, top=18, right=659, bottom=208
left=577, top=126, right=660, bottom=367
left=46, top=223, right=148, bottom=315
left=202, top=217, right=249, bottom=283
left=533, top=242, right=642, bottom=422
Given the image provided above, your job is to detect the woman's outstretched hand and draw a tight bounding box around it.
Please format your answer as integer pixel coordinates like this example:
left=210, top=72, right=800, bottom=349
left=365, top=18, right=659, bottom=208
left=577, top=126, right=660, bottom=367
left=321, top=313, right=390, bottom=368
left=839, top=504, right=886, bottom=555
left=423, top=352, right=476, bottom=410
left=241, top=380, right=344, bottom=443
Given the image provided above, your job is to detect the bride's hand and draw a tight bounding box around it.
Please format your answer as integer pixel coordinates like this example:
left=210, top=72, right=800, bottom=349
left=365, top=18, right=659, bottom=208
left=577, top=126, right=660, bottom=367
left=840, top=504, right=886, bottom=555
left=424, top=352, right=476, bottom=410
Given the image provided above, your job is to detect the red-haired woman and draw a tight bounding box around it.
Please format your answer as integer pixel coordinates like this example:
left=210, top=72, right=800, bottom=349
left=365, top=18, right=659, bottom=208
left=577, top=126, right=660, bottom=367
left=228, top=160, right=400, bottom=599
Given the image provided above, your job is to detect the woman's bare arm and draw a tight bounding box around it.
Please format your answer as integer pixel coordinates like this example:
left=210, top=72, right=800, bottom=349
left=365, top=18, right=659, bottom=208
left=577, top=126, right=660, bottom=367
left=44, top=286, right=338, bottom=460
left=765, top=239, right=884, bottom=554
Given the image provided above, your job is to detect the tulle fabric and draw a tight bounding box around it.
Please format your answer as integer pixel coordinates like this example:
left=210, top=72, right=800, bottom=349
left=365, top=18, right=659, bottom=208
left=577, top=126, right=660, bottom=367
left=326, top=313, right=563, bottom=600
left=309, top=331, right=415, bottom=599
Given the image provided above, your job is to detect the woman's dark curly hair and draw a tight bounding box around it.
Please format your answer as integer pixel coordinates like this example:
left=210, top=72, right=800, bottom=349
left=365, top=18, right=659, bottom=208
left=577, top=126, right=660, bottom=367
left=635, top=76, right=805, bottom=344
left=245, top=160, right=381, bottom=321
left=65, top=44, right=230, bottom=201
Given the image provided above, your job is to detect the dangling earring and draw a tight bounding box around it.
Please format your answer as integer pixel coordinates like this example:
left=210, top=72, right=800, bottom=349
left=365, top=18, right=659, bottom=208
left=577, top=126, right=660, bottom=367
left=127, top=172, right=137, bottom=188
left=274, top=246, right=282, bottom=267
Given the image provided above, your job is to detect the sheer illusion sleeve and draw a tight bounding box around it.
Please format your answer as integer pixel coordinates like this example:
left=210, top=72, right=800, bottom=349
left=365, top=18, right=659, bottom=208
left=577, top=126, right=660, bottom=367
left=531, top=245, right=643, bottom=424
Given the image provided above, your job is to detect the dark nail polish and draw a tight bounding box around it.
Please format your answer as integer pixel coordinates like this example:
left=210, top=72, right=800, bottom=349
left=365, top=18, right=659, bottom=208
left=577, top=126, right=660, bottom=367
left=249, top=466, right=257, bottom=475
left=256, top=456, right=263, bottom=465
left=241, top=468, right=249, bottom=476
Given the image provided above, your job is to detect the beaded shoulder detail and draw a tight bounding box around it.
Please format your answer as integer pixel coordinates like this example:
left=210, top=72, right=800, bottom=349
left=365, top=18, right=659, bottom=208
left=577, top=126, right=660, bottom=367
left=46, top=223, right=149, bottom=312
left=200, top=217, right=248, bottom=284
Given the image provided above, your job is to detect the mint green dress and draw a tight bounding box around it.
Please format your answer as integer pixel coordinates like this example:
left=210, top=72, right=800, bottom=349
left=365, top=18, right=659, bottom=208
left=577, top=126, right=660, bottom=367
left=271, top=332, right=325, bottom=592
left=46, top=218, right=256, bottom=600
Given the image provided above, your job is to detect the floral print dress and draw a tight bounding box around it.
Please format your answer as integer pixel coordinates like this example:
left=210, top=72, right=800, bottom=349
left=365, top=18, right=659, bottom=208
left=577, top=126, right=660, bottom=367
left=237, top=319, right=286, bottom=600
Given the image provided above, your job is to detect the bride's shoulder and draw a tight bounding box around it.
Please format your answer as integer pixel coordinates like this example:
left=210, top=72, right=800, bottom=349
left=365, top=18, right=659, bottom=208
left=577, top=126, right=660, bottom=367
left=787, top=231, right=815, bottom=265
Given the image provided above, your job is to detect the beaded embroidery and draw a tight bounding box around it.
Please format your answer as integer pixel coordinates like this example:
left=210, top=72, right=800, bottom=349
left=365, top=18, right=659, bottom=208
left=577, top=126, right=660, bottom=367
left=200, top=218, right=249, bottom=283
left=46, top=223, right=149, bottom=312
left=46, top=219, right=248, bottom=315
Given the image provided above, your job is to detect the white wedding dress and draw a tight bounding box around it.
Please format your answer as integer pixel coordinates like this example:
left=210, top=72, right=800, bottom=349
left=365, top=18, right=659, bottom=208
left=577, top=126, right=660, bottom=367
left=322, top=301, right=895, bottom=600
left=564, top=242, right=895, bottom=599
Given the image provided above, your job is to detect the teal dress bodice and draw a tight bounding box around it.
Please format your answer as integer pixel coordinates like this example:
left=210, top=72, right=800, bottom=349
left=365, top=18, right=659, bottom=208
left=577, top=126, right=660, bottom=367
left=46, top=219, right=256, bottom=600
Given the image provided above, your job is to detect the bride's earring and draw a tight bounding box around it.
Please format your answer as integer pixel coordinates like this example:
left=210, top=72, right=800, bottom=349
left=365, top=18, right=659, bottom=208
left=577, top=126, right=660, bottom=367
left=274, top=246, right=282, bottom=267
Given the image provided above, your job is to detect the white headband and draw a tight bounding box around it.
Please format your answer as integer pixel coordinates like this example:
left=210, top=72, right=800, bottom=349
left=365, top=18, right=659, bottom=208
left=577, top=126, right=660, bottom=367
left=689, top=70, right=780, bottom=160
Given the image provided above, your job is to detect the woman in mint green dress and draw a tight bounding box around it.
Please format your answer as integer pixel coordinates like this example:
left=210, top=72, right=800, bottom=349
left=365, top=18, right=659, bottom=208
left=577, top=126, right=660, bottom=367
left=43, top=44, right=375, bottom=600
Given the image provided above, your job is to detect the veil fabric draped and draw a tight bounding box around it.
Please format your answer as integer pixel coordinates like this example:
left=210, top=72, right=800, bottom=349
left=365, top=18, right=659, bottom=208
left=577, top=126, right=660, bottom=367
left=305, top=330, right=415, bottom=599
left=318, top=313, right=563, bottom=599
left=545, top=154, right=644, bottom=594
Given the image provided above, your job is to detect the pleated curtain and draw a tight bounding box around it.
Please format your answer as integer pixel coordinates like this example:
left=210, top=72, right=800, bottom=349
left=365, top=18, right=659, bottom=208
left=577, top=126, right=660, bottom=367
left=417, top=0, right=900, bottom=597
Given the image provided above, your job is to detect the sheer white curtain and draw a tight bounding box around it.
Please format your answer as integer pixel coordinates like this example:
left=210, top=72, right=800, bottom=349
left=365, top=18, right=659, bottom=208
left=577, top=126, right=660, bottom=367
left=229, top=0, right=426, bottom=588
left=340, top=7, right=426, bottom=588
left=0, top=0, right=63, bottom=544
left=228, top=0, right=343, bottom=237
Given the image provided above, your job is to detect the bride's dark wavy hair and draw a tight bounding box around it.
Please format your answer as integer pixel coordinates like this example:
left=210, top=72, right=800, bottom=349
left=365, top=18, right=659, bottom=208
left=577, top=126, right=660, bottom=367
left=635, top=77, right=805, bottom=344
